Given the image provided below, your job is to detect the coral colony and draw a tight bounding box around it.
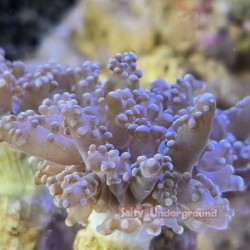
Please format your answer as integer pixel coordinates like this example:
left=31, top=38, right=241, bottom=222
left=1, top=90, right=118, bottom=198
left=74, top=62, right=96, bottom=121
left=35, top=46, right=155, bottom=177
left=0, top=48, right=249, bottom=247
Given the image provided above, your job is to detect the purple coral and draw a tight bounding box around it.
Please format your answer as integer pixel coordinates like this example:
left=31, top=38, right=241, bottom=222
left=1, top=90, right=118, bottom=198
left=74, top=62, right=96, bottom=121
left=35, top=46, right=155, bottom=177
left=0, top=49, right=248, bottom=240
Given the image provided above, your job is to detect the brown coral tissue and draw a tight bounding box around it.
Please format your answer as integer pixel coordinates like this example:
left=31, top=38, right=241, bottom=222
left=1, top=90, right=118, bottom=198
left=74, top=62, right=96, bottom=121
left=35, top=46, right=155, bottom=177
left=0, top=48, right=249, bottom=247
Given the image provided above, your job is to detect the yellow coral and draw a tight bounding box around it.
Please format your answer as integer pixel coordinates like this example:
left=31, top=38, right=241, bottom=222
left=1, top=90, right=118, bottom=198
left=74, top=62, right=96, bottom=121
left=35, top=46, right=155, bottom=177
left=0, top=143, right=35, bottom=197
left=74, top=228, right=144, bottom=250
left=0, top=198, right=39, bottom=250
left=72, top=0, right=155, bottom=65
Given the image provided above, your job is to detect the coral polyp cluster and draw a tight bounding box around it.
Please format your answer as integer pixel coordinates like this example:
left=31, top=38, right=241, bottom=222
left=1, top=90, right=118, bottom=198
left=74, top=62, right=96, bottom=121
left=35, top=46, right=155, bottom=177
left=0, top=49, right=248, bottom=240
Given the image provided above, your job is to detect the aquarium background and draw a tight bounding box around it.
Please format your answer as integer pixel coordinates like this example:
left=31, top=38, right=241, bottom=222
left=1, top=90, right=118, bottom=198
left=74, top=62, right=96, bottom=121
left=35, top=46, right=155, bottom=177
left=0, top=0, right=250, bottom=249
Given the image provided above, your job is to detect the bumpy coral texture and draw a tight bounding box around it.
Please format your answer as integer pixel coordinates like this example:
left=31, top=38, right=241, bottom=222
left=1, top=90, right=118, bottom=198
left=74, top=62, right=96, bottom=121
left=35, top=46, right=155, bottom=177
left=0, top=49, right=248, bottom=236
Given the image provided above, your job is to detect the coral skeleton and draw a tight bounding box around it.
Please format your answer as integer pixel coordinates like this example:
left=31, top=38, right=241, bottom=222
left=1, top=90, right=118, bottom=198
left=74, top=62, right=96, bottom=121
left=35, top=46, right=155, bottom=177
left=0, top=48, right=248, bottom=249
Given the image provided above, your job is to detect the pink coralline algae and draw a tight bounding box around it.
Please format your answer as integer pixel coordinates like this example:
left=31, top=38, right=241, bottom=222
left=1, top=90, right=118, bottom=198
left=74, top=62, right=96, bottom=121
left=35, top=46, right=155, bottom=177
left=0, top=48, right=248, bottom=236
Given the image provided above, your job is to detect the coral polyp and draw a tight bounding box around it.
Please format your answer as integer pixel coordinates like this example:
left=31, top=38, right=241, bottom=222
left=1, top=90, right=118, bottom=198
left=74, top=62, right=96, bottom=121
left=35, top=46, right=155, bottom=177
left=0, top=49, right=248, bottom=249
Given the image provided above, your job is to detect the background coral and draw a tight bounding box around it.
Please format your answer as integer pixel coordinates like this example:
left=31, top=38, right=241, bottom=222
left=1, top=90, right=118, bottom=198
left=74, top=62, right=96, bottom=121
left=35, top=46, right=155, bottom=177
left=71, top=0, right=250, bottom=108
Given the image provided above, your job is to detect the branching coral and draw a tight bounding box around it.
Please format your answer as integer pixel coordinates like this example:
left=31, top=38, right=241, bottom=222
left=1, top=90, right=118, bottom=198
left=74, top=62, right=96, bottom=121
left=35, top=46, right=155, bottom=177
left=0, top=50, right=248, bottom=249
